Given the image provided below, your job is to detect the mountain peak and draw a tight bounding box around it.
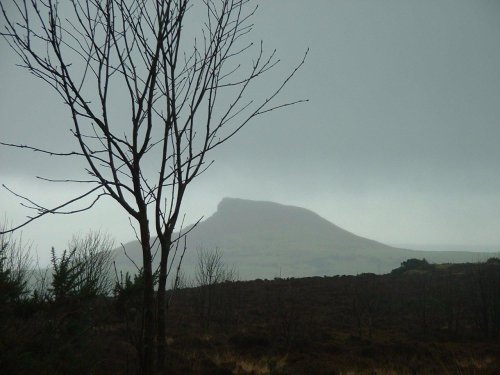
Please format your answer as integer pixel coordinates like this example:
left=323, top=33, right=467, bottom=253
left=116, top=197, right=498, bottom=279
left=216, top=197, right=322, bottom=218
left=213, top=197, right=329, bottom=228
left=217, top=196, right=251, bottom=210
left=218, top=197, right=286, bottom=210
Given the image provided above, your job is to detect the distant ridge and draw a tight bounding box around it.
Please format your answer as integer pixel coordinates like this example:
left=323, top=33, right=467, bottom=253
left=114, top=198, right=500, bottom=279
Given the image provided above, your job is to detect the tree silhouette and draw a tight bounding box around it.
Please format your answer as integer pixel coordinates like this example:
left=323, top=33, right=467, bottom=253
left=0, top=1, right=306, bottom=372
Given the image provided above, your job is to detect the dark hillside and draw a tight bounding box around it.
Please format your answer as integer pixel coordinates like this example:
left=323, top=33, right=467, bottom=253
left=161, top=259, right=500, bottom=374
left=1, top=259, right=499, bottom=374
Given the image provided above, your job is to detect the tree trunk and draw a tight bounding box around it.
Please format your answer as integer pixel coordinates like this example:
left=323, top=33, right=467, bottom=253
left=156, top=232, right=171, bottom=373
left=140, top=221, right=155, bottom=375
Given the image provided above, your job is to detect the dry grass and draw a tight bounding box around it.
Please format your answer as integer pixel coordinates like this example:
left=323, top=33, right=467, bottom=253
left=209, top=351, right=288, bottom=374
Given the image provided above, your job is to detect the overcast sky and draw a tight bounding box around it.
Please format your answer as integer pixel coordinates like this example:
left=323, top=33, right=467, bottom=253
left=1, top=0, right=500, bottom=264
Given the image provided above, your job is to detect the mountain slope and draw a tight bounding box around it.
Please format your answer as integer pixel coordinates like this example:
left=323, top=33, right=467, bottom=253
left=114, top=198, right=499, bottom=279
left=187, top=198, right=392, bottom=254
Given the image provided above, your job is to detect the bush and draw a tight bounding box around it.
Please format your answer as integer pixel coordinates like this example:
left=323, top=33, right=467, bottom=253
left=49, top=231, right=115, bottom=302
left=391, top=258, right=433, bottom=274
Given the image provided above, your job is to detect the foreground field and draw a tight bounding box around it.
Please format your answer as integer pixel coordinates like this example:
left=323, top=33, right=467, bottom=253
left=162, top=260, right=500, bottom=374
left=1, top=259, right=499, bottom=374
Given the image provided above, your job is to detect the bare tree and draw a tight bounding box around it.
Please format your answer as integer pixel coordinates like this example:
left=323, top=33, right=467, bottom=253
left=0, top=0, right=306, bottom=372
left=195, top=247, right=236, bottom=330
left=195, top=247, right=236, bottom=287
left=68, top=230, right=115, bottom=297
left=49, top=231, right=115, bottom=301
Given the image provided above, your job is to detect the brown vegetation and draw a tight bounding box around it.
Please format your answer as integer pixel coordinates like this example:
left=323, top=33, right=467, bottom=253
left=1, top=256, right=499, bottom=374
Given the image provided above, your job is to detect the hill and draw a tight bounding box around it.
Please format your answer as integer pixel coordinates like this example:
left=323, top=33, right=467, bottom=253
left=114, top=198, right=499, bottom=279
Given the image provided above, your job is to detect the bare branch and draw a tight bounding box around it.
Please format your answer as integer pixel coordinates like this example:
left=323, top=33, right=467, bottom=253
left=1, top=1, right=307, bottom=371
left=1, top=184, right=104, bottom=234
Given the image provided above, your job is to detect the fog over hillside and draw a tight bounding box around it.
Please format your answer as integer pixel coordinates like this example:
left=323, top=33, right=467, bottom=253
left=114, top=198, right=499, bottom=280
left=2, top=0, right=500, bottom=259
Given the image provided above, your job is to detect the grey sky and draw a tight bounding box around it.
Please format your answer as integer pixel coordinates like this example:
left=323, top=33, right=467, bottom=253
left=1, top=0, right=500, bottom=264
